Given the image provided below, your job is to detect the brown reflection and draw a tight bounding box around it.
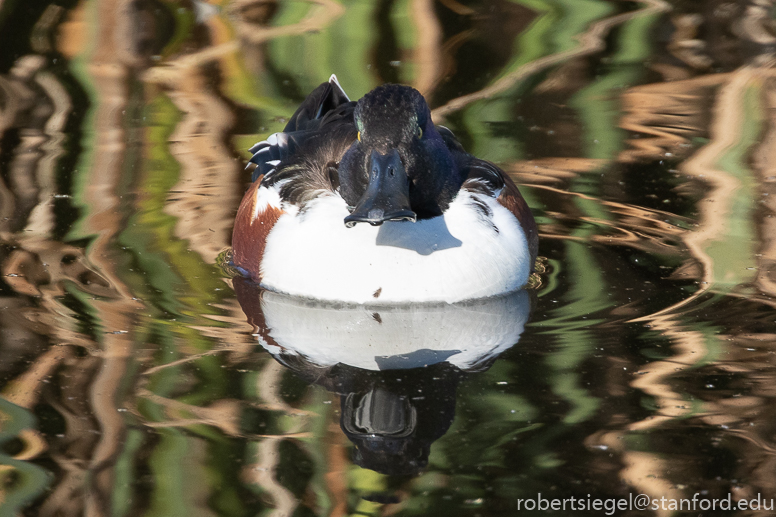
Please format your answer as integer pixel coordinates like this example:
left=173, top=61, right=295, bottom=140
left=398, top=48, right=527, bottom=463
left=135, top=387, right=243, bottom=436
left=0, top=0, right=154, bottom=512
left=599, top=55, right=776, bottom=513
left=509, top=182, right=690, bottom=261
left=0, top=55, right=58, bottom=235
left=0, top=18, right=87, bottom=516
left=243, top=360, right=309, bottom=517
left=628, top=66, right=767, bottom=318
left=410, top=0, right=442, bottom=96
left=142, top=37, right=240, bottom=263
left=618, top=75, right=721, bottom=164
left=231, top=0, right=345, bottom=45
left=754, top=79, right=776, bottom=298
left=66, top=0, right=149, bottom=512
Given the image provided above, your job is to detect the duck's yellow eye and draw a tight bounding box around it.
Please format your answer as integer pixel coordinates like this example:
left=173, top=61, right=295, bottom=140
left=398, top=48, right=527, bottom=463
left=357, top=131, right=361, bottom=142
left=417, top=127, right=423, bottom=139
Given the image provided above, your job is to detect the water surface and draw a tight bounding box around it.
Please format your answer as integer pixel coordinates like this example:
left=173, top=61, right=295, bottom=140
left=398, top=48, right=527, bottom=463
left=1, top=0, right=776, bottom=515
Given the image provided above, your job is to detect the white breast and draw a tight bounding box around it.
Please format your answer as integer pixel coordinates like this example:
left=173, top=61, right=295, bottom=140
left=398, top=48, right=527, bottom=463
left=260, top=190, right=531, bottom=303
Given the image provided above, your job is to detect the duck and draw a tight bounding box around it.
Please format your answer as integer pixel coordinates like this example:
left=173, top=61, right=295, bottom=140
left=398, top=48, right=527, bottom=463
left=232, top=75, right=538, bottom=303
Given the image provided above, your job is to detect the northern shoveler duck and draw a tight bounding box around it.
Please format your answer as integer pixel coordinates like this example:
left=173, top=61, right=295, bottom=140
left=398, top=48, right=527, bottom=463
left=232, top=75, right=538, bottom=303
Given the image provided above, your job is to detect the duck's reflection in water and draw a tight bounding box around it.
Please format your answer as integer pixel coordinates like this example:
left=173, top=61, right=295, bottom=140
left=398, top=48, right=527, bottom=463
left=234, top=278, right=533, bottom=475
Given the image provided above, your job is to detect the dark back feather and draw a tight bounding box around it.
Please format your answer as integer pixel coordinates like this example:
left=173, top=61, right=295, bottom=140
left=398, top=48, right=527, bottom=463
left=249, top=76, right=356, bottom=183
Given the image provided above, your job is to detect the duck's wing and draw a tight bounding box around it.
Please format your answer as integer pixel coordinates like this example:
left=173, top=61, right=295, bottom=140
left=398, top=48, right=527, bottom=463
left=248, top=75, right=355, bottom=182
left=283, top=74, right=351, bottom=132
left=448, top=131, right=539, bottom=268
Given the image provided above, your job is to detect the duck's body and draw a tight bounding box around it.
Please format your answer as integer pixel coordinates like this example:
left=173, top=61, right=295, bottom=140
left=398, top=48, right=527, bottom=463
left=232, top=76, right=537, bottom=303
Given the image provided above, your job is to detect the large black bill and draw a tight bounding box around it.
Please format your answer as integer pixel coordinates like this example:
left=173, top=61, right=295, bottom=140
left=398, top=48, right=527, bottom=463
left=344, top=149, right=417, bottom=227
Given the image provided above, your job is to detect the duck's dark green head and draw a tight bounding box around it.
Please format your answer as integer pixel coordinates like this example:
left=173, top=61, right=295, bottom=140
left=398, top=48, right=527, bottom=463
left=354, top=84, right=428, bottom=150
left=340, top=84, right=461, bottom=227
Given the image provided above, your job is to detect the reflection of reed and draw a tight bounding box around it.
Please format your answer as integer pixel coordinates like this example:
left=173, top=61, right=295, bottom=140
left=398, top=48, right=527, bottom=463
left=0, top=0, right=159, bottom=512
left=0, top=55, right=56, bottom=235
left=753, top=79, right=776, bottom=298
left=322, top=421, right=349, bottom=517
left=509, top=179, right=689, bottom=259
left=508, top=158, right=606, bottom=185
left=678, top=68, right=753, bottom=291
left=431, top=0, right=671, bottom=120
left=630, top=66, right=763, bottom=319
left=631, top=322, right=707, bottom=427
left=244, top=361, right=309, bottom=517
left=498, top=9, right=776, bottom=507
left=410, top=0, right=442, bottom=95
left=51, top=0, right=142, bottom=513
left=136, top=387, right=242, bottom=436
left=609, top=60, right=776, bottom=509
left=142, top=40, right=240, bottom=263
left=230, top=0, right=345, bottom=44
left=710, top=69, right=776, bottom=501
left=0, top=20, right=99, bottom=516
left=619, top=75, right=719, bottom=163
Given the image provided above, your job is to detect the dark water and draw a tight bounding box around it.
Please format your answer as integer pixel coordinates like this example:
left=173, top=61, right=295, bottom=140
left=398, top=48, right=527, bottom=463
left=2, top=0, right=776, bottom=515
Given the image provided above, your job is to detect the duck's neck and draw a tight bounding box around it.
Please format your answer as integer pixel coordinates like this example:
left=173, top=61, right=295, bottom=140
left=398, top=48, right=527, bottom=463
left=406, top=135, right=464, bottom=220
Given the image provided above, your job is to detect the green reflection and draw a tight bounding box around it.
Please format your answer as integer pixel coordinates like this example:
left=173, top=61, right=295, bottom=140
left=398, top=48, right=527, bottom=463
left=0, top=399, right=52, bottom=516
left=704, top=84, right=761, bottom=291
